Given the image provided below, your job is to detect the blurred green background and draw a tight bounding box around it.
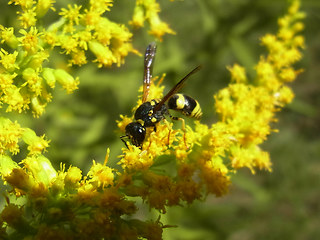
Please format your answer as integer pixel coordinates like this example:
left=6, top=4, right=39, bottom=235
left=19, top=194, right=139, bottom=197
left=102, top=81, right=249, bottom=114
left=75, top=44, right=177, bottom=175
left=2, top=0, right=320, bottom=239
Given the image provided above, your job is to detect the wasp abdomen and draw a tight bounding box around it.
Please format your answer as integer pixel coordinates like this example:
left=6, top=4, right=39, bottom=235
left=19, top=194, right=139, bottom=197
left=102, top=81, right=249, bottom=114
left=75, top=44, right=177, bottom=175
left=168, top=94, right=202, bottom=119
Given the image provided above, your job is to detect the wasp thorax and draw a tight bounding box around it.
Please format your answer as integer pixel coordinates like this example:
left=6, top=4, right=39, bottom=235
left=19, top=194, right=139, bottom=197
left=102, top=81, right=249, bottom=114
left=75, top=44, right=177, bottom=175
left=134, top=100, right=168, bottom=128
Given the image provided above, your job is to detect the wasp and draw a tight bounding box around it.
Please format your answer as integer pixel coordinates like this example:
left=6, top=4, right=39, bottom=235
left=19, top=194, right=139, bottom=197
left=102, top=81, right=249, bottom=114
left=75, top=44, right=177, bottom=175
left=121, top=42, right=202, bottom=148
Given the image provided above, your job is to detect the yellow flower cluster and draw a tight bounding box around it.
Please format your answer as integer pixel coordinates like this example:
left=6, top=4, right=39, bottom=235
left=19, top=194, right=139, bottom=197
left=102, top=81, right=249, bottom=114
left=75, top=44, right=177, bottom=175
left=0, top=117, right=49, bottom=156
left=0, top=146, right=165, bottom=239
left=1, top=0, right=160, bottom=117
left=0, top=0, right=175, bottom=117
left=0, top=25, right=78, bottom=117
left=57, top=2, right=139, bottom=67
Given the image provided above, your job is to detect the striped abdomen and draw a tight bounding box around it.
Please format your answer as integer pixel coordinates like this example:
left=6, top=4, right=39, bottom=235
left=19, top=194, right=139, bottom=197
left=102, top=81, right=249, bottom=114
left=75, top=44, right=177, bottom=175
left=167, top=94, right=202, bottom=119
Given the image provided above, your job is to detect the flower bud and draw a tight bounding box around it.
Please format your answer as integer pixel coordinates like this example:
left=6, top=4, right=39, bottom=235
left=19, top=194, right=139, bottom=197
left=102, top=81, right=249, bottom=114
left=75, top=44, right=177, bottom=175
left=53, top=69, right=79, bottom=93
left=0, top=27, right=19, bottom=49
left=22, top=128, right=49, bottom=153
left=4, top=168, right=35, bottom=192
left=36, top=0, right=53, bottom=18
left=130, top=5, right=145, bottom=27
left=31, top=97, right=46, bottom=118
left=42, top=68, right=56, bottom=88
left=0, top=204, right=28, bottom=230
left=65, top=166, right=82, bottom=188
left=22, top=68, right=36, bottom=81
left=88, top=41, right=116, bottom=67
left=0, top=154, right=19, bottom=177
left=23, top=155, right=57, bottom=185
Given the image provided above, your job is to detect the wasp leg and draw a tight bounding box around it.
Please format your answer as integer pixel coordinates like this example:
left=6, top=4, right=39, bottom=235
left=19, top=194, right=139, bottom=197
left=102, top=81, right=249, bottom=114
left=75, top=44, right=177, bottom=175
left=169, top=116, right=187, bottom=148
left=163, top=120, right=172, bottom=146
left=120, top=135, right=129, bottom=149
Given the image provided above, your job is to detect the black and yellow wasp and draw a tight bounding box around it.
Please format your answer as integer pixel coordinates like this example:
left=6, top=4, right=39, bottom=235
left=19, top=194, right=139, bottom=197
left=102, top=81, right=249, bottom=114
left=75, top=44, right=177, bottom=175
left=121, top=42, right=202, bottom=148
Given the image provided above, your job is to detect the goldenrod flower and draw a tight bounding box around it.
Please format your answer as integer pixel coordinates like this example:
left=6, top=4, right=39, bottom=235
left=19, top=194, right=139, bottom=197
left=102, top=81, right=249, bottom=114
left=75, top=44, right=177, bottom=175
left=41, top=29, right=59, bottom=47
left=22, top=128, right=50, bottom=154
left=59, top=4, right=83, bottom=28
left=64, top=166, right=82, bottom=188
left=131, top=3, right=145, bottom=27
left=87, top=160, right=114, bottom=188
left=148, top=10, right=176, bottom=40
left=30, top=96, right=48, bottom=117
left=0, top=49, right=19, bottom=71
left=53, top=69, right=79, bottom=93
left=0, top=155, right=19, bottom=177
left=8, top=0, right=34, bottom=10
left=18, top=27, right=42, bottom=54
left=17, top=7, right=37, bottom=28
left=4, top=168, right=35, bottom=194
left=1, top=85, right=27, bottom=113
left=0, top=26, right=19, bottom=48
left=89, top=0, right=113, bottom=14
left=36, top=0, right=56, bottom=18
left=69, top=49, right=88, bottom=66
left=130, top=0, right=176, bottom=40
left=22, top=155, right=57, bottom=185
left=0, top=118, right=23, bottom=155
left=227, top=64, right=247, bottom=83
left=58, top=34, right=79, bottom=54
left=89, top=40, right=117, bottom=67
left=22, top=68, right=43, bottom=96
left=41, top=68, right=56, bottom=88
left=0, top=204, right=27, bottom=230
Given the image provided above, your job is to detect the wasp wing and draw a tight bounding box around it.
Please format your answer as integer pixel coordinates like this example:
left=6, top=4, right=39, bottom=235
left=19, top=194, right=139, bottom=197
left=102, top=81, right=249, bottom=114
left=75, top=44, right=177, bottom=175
left=142, top=42, right=157, bottom=103
left=153, top=65, right=202, bottom=112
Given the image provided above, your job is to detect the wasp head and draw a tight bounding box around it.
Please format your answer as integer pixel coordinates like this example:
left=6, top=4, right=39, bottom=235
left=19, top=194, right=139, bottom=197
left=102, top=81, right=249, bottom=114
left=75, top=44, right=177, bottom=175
left=125, top=122, right=146, bottom=147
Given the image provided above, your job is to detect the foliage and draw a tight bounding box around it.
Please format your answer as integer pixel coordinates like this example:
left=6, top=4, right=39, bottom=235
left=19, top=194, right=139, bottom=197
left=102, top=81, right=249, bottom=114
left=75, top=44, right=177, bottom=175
left=0, top=0, right=311, bottom=239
